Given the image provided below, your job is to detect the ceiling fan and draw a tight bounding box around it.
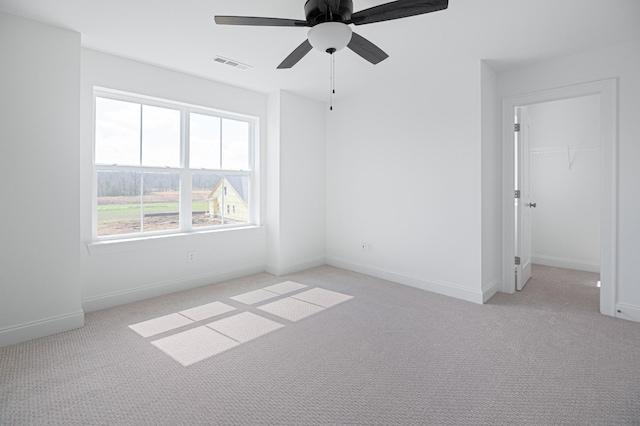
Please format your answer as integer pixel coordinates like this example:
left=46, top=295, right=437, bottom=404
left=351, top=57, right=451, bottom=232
left=214, top=0, right=449, bottom=69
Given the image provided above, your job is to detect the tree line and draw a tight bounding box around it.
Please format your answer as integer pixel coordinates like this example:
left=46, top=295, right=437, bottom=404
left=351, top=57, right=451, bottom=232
left=97, top=171, right=223, bottom=197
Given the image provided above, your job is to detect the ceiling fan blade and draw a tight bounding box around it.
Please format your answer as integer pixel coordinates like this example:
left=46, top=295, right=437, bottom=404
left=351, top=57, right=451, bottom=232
left=347, top=32, right=389, bottom=65
left=277, top=39, right=313, bottom=69
left=348, top=0, right=448, bottom=26
left=215, top=16, right=310, bottom=27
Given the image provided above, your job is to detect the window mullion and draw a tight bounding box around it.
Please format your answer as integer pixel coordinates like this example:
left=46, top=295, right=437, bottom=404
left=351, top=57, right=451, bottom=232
left=92, top=164, right=98, bottom=241
left=139, top=105, right=144, bottom=233
left=140, top=172, right=145, bottom=233
left=95, top=165, right=180, bottom=173
left=181, top=108, right=191, bottom=231
left=139, top=104, right=143, bottom=167
left=249, top=122, right=256, bottom=225
left=219, top=117, right=223, bottom=170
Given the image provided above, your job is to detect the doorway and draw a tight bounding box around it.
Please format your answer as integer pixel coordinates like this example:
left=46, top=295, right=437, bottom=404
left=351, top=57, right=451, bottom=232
left=501, top=79, right=617, bottom=317
left=514, top=95, right=602, bottom=291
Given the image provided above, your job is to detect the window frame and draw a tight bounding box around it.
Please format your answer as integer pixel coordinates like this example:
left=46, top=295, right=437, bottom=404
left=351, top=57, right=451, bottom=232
left=92, top=87, right=258, bottom=241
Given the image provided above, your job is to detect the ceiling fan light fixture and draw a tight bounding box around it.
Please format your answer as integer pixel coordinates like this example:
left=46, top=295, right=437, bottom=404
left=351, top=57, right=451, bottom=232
left=308, top=22, right=353, bottom=53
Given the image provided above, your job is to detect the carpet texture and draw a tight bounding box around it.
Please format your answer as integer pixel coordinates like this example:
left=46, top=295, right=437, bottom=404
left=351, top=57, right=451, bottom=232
left=1, top=265, right=639, bottom=425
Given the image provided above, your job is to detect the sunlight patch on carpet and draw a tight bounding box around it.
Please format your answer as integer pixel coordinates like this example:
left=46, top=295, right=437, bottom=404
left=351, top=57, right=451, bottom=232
left=128, top=313, right=193, bottom=338
left=292, top=288, right=354, bottom=308
left=151, top=326, right=239, bottom=366
left=263, top=281, right=308, bottom=295
left=179, top=301, right=236, bottom=322
left=258, top=297, right=326, bottom=322
left=230, top=289, right=279, bottom=305
left=207, top=312, right=284, bottom=343
left=130, top=282, right=353, bottom=366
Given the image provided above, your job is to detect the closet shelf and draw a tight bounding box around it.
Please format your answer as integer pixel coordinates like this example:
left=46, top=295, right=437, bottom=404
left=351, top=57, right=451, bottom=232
left=530, top=145, right=601, bottom=170
left=530, top=144, right=600, bottom=154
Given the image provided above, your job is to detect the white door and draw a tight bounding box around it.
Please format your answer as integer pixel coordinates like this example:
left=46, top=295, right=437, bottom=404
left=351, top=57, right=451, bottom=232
left=515, top=108, right=534, bottom=291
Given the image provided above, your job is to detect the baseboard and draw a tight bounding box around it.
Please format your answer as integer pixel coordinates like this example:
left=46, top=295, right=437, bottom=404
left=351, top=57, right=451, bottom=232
left=482, top=280, right=501, bottom=303
left=532, top=255, right=600, bottom=273
left=326, top=256, right=484, bottom=304
left=615, top=303, right=640, bottom=323
left=82, top=263, right=266, bottom=312
left=0, top=310, right=85, bottom=348
left=265, top=255, right=326, bottom=276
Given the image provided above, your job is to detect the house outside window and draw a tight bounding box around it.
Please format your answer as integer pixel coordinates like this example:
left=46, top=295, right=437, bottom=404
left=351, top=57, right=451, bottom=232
left=93, top=89, right=257, bottom=239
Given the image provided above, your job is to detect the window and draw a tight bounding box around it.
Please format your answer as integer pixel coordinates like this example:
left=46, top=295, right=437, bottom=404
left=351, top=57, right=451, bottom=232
left=94, top=89, right=256, bottom=239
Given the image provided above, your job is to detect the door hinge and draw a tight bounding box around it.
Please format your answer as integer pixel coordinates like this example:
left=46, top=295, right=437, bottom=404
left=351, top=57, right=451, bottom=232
left=515, top=190, right=521, bottom=199
left=515, top=256, right=521, bottom=265
left=514, top=123, right=521, bottom=132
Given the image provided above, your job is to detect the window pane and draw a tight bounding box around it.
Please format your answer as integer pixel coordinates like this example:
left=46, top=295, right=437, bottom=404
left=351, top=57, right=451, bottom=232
left=190, top=113, right=221, bottom=169
left=141, top=105, right=181, bottom=167
left=223, top=175, right=249, bottom=225
left=97, top=170, right=142, bottom=236
left=142, top=172, right=180, bottom=233
left=192, top=174, right=223, bottom=228
left=95, top=98, right=141, bottom=166
left=191, top=174, right=249, bottom=228
left=221, top=118, right=249, bottom=170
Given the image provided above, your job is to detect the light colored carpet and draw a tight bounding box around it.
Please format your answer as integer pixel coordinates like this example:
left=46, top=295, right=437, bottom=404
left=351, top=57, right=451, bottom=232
left=1, top=265, right=639, bottom=425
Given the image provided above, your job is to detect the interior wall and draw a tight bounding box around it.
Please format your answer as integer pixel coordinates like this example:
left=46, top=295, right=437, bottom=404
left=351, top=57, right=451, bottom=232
left=525, top=95, right=601, bottom=272
left=80, top=49, right=269, bottom=312
left=497, top=38, right=640, bottom=322
left=278, top=91, right=326, bottom=272
left=0, top=12, right=83, bottom=347
left=325, top=62, right=484, bottom=303
left=265, top=92, right=282, bottom=269
left=266, top=90, right=326, bottom=275
left=480, top=61, right=501, bottom=301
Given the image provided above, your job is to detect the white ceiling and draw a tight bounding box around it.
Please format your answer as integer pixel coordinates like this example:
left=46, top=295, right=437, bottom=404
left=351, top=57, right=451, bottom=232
left=1, top=0, right=639, bottom=101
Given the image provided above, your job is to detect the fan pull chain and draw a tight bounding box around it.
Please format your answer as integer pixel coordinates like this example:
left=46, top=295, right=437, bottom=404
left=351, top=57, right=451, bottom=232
left=328, top=48, right=336, bottom=111
left=332, top=50, right=336, bottom=95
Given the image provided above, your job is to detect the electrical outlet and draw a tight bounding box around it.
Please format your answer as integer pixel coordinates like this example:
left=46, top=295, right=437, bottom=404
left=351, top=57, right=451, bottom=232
left=367, top=243, right=373, bottom=253
left=187, top=251, right=196, bottom=263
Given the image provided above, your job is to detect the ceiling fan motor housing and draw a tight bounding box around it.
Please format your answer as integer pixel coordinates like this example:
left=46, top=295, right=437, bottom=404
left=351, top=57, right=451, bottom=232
left=305, top=0, right=354, bottom=25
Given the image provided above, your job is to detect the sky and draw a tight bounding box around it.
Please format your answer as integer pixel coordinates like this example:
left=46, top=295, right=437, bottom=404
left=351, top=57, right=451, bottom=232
left=95, top=97, right=249, bottom=171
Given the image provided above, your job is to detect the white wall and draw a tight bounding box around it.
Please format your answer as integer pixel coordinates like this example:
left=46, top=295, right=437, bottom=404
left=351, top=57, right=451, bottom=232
left=266, top=92, right=282, bottom=269
left=266, top=90, right=326, bottom=275
left=80, top=50, right=269, bottom=311
left=481, top=62, right=501, bottom=301
left=0, top=12, right=83, bottom=347
left=498, top=38, right=640, bottom=322
left=325, top=60, right=485, bottom=303
left=525, top=96, right=601, bottom=272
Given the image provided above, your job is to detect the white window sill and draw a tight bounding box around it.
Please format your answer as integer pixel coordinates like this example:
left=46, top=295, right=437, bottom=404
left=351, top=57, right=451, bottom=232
left=86, top=225, right=262, bottom=256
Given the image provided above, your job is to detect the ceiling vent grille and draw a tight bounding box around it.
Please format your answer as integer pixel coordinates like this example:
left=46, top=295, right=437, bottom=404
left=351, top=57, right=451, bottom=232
left=211, top=56, right=252, bottom=70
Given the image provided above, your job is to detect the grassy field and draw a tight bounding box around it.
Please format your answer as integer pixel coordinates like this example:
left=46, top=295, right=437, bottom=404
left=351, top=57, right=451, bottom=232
left=97, top=203, right=196, bottom=223
left=97, top=191, right=209, bottom=224
left=96, top=190, right=242, bottom=236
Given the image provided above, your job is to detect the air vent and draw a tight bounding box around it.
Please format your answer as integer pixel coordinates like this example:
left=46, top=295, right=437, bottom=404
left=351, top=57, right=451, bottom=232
left=211, top=56, right=252, bottom=70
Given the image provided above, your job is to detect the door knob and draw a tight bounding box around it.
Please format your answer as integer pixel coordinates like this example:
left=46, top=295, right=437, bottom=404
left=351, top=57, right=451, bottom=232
left=528, top=202, right=537, bottom=208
